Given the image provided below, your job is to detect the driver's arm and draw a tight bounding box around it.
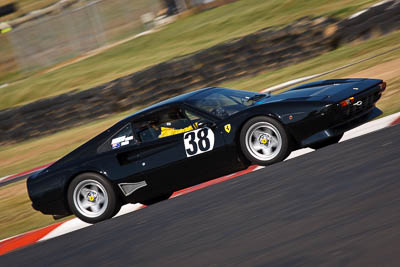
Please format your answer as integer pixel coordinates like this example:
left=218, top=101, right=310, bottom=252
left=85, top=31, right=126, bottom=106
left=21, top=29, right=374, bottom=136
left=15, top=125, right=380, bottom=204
left=159, top=123, right=198, bottom=138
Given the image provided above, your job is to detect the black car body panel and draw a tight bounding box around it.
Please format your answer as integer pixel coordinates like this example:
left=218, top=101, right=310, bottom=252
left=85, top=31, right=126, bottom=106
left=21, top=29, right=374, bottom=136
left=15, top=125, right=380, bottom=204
left=27, top=78, right=385, bottom=216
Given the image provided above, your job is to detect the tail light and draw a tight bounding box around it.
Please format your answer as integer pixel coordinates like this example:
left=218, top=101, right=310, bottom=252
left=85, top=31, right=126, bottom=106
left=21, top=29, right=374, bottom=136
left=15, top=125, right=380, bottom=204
left=379, top=82, right=387, bottom=91
left=339, top=96, right=355, bottom=107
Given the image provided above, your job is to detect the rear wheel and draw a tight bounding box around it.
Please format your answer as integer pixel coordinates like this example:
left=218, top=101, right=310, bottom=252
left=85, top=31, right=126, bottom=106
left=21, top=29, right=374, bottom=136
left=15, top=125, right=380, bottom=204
left=309, top=134, right=343, bottom=150
left=67, top=173, right=121, bottom=224
left=240, top=116, right=291, bottom=166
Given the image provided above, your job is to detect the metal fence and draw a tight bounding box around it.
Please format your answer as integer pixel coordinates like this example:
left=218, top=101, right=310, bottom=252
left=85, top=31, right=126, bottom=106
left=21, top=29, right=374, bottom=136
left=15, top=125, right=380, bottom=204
left=3, top=0, right=162, bottom=72
left=0, top=0, right=229, bottom=74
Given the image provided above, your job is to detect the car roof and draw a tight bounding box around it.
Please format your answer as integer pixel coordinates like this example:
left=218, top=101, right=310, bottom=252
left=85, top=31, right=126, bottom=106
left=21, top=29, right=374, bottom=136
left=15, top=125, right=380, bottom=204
left=122, top=87, right=214, bottom=122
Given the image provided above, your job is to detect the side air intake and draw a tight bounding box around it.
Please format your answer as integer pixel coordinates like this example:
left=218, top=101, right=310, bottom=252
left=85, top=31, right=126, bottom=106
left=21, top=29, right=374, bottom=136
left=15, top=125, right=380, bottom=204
left=118, top=181, right=147, bottom=196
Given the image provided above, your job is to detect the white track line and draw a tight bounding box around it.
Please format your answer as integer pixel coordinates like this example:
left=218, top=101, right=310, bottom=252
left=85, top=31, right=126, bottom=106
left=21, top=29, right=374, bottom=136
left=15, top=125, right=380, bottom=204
left=40, top=203, right=144, bottom=241
left=342, top=112, right=400, bottom=140
left=0, top=175, right=11, bottom=183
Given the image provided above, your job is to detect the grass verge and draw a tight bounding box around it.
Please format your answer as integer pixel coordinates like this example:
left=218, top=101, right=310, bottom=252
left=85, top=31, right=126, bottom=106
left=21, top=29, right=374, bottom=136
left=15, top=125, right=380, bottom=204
left=0, top=0, right=381, bottom=110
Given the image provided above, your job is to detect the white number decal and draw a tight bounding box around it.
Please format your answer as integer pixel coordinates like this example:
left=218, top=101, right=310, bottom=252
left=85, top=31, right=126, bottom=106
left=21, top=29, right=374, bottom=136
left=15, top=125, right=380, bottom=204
left=183, top=128, right=215, bottom=157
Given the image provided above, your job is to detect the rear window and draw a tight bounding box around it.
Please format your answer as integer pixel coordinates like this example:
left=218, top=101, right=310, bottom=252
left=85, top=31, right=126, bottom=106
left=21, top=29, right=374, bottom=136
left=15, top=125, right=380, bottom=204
left=110, top=124, right=135, bottom=150
left=97, top=123, right=138, bottom=153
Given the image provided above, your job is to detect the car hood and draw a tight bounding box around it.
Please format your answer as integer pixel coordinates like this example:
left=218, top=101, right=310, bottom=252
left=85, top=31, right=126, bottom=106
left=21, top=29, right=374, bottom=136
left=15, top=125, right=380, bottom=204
left=260, top=78, right=382, bottom=103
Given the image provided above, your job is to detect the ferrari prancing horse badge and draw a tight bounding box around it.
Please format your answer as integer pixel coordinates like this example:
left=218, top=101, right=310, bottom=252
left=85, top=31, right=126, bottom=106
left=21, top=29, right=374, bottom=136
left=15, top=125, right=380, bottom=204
left=224, top=124, right=231, bottom=133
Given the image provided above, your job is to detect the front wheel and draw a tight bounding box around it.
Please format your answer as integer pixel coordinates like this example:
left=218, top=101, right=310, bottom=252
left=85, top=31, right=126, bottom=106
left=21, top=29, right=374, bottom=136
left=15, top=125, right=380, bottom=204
left=67, top=173, right=121, bottom=224
left=240, top=116, right=292, bottom=166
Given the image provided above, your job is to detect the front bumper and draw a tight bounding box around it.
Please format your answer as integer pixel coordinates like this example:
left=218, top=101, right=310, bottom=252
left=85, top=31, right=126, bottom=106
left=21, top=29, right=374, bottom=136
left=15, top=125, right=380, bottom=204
left=301, top=106, right=382, bottom=147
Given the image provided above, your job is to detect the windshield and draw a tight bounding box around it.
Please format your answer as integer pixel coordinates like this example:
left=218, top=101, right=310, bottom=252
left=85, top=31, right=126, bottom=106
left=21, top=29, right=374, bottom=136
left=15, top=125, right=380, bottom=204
left=186, top=88, right=267, bottom=119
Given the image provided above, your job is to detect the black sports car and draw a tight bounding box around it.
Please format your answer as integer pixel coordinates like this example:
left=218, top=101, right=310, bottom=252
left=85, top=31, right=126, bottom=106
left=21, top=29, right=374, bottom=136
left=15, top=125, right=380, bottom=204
left=27, top=78, right=386, bottom=223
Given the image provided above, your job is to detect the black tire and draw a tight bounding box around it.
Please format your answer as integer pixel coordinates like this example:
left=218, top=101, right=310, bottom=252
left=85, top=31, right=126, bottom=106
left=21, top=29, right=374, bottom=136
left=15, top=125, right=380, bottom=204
left=309, top=134, right=343, bottom=150
left=140, top=192, right=173, bottom=206
left=240, top=116, right=291, bottom=166
left=67, top=173, right=121, bottom=224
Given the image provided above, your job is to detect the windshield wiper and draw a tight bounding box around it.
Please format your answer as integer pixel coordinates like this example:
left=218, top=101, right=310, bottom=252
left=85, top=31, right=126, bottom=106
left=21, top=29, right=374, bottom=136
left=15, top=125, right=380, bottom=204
left=245, top=93, right=269, bottom=102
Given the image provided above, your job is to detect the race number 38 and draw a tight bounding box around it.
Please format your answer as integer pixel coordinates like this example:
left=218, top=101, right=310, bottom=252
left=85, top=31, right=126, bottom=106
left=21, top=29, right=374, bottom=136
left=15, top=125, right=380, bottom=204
left=183, top=128, right=215, bottom=157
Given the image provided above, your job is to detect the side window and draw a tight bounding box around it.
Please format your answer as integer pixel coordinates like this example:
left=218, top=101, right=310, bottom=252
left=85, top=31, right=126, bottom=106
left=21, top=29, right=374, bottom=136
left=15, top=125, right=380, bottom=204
left=184, top=109, right=213, bottom=128
left=134, top=121, right=160, bottom=142
left=110, top=124, right=136, bottom=150
left=134, top=108, right=193, bottom=142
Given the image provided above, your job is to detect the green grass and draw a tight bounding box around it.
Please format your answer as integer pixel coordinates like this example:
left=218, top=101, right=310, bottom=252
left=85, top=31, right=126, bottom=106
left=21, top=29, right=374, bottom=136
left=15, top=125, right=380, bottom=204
left=0, top=0, right=381, bottom=110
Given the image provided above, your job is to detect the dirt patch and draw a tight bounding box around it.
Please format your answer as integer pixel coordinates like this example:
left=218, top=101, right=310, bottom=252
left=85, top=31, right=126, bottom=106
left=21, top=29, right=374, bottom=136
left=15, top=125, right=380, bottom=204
left=349, top=58, right=400, bottom=81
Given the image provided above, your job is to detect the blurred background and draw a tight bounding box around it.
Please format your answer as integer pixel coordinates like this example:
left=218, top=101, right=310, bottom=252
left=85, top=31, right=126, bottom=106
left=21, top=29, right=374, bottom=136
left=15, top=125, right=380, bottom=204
left=0, top=0, right=399, bottom=243
left=0, top=0, right=215, bottom=75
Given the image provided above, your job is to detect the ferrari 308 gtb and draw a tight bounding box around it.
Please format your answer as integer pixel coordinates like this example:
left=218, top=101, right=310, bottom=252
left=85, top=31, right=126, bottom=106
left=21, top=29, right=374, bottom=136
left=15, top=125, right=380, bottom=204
left=27, top=78, right=386, bottom=223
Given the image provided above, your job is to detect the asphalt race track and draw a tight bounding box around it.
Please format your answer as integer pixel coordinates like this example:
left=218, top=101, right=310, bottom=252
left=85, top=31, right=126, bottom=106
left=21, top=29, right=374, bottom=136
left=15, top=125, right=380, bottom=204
left=1, top=125, right=399, bottom=266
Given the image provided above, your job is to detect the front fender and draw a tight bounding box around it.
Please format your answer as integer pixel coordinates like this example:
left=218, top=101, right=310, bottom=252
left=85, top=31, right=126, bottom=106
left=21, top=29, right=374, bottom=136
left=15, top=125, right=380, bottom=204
left=256, top=101, right=329, bottom=143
